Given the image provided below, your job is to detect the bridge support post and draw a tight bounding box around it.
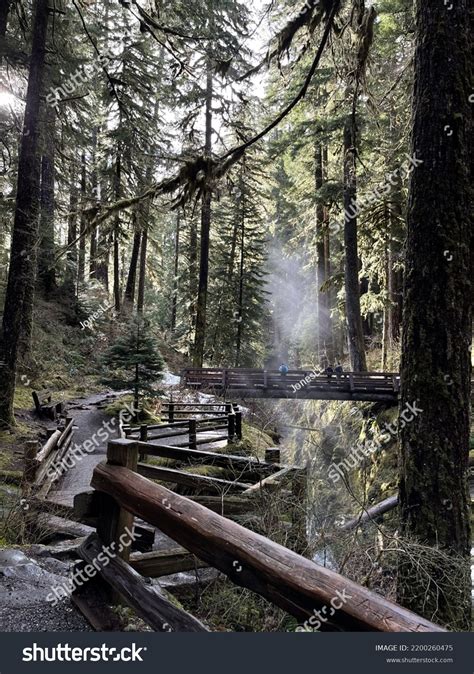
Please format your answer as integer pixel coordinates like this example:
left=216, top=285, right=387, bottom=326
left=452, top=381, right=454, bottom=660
left=98, top=440, right=138, bottom=564
left=227, top=412, right=236, bottom=443
left=289, top=463, right=308, bottom=555
left=235, top=410, right=242, bottom=440
left=24, top=440, right=39, bottom=484
left=189, top=419, right=197, bottom=450
left=265, top=448, right=280, bottom=464
left=139, top=426, right=148, bottom=461
left=168, top=402, right=175, bottom=423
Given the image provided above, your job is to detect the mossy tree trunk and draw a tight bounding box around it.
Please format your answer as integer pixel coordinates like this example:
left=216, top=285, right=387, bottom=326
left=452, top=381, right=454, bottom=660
left=193, top=62, right=213, bottom=367
left=38, top=101, right=56, bottom=297
left=343, top=115, right=367, bottom=372
left=397, top=0, right=472, bottom=630
left=0, top=0, right=49, bottom=426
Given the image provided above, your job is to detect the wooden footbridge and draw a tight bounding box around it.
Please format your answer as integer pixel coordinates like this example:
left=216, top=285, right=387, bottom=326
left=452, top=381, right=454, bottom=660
left=181, top=368, right=400, bottom=403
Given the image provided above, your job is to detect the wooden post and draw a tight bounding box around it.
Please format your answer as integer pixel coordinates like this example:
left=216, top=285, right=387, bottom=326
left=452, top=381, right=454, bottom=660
left=290, top=463, right=308, bottom=555
left=263, top=370, right=268, bottom=389
left=23, top=441, right=39, bottom=485
left=139, top=425, right=148, bottom=461
left=235, top=411, right=242, bottom=440
left=227, top=413, right=235, bottom=443
left=225, top=402, right=232, bottom=414
left=392, top=374, right=400, bottom=393
left=189, top=419, right=197, bottom=450
left=97, top=440, right=138, bottom=563
left=265, top=448, right=280, bottom=465
left=222, top=369, right=228, bottom=390
left=168, top=402, right=174, bottom=423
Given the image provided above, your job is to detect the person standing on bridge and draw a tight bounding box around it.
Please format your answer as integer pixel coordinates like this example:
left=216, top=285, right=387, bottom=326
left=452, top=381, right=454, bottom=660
left=325, top=365, right=334, bottom=382
left=279, top=363, right=289, bottom=382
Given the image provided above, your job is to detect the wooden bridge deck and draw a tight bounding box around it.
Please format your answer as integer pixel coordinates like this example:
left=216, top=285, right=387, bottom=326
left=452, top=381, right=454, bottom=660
left=181, top=368, right=400, bottom=403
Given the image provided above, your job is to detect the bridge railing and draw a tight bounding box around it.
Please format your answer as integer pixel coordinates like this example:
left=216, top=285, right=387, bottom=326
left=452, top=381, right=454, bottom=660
left=79, top=438, right=445, bottom=633
left=181, top=368, right=400, bottom=394
left=121, top=406, right=242, bottom=448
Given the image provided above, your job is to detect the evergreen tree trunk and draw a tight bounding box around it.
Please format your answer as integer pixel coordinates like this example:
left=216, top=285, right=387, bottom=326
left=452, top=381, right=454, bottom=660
left=0, top=0, right=48, bottom=427
left=388, top=200, right=402, bottom=347
left=315, top=142, right=332, bottom=363
left=171, top=211, right=180, bottom=332
left=381, top=201, right=390, bottom=371
left=235, top=187, right=245, bottom=368
left=113, top=154, right=121, bottom=312
left=322, top=145, right=335, bottom=362
left=124, top=223, right=141, bottom=309
left=77, top=151, right=86, bottom=286
left=64, top=160, right=78, bottom=300
left=38, top=101, right=56, bottom=296
left=95, top=173, right=109, bottom=290
left=343, top=115, right=367, bottom=371
left=397, top=0, right=472, bottom=630
left=137, top=226, right=147, bottom=314
left=209, top=211, right=238, bottom=361
left=193, top=63, right=213, bottom=367
left=189, top=217, right=198, bottom=340
left=89, top=127, right=99, bottom=280
left=135, top=151, right=155, bottom=316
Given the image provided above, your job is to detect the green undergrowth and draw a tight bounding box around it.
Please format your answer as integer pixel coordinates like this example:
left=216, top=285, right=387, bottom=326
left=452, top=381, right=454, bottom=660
left=102, top=395, right=161, bottom=424
left=175, top=578, right=291, bottom=632
left=227, top=422, right=274, bottom=460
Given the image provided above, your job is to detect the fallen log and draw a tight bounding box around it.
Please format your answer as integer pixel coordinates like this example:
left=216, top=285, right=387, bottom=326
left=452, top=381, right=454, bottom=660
left=78, top=534, right=209, bottom=632
left=37, top=513, right=95, bottom=541
left=340, top=495, right=399, bottom=532
left=91, top=462, right=445, bottom=632
left=244, top=465, right=297, bottom=493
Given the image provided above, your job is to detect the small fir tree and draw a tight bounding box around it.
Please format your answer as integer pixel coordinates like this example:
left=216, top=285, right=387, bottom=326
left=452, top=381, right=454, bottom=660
left=101, top=318, right=165, bottom=417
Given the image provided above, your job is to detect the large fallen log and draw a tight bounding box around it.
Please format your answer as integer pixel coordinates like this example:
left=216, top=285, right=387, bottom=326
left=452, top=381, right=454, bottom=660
left=91, top=462, right=445, bottom=632
left=37, top=513, right=95, bottom=541
left=340, top=494, right=399, bottom=532
left=78, top=534, right=209, bottom=632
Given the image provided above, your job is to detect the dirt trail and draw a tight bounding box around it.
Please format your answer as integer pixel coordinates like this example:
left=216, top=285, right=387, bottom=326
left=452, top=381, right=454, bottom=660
left=49, top=385, right=227, bottom=508
left=48, top=391, right=123, bottom=507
